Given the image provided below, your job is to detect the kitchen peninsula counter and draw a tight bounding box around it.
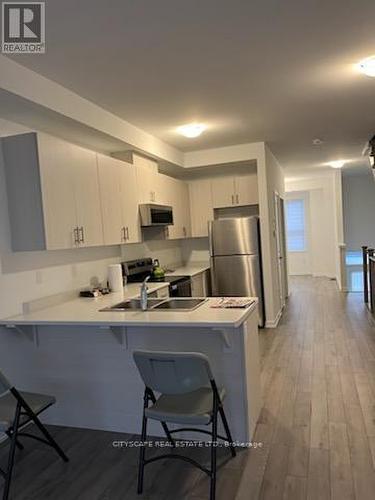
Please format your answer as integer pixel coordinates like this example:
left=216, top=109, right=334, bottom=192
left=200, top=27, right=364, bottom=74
left=0, top=292, right=261, bottom=442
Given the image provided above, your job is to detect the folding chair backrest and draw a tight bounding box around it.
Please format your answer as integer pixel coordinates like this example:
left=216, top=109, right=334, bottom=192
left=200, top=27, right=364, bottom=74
left=0, top=369, right=12, bottom=397
left=133, top=350, right=214, bottom=395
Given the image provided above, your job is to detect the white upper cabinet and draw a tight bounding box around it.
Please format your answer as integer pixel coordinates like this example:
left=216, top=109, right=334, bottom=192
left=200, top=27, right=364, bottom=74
left=212, top=173, right=258, bottom=208
left=211, top=177, right=236, bottom=208
left=98, top=155, right=124, bottom=245
left=2, top=132, right=104, bottom=251
left=37, top=134, right=78, bottom=250
left=234, top=173, right=259, bottom=206
left=70, top=145, right=104, bottom=248
left=98, top=154, right=141, bottom=245
left=189, top=179, right=214, bottom=237
left=119, top=161, right=141, bottom=244
left=133, top=154, right=160, bottom=204
left=167, top=177, right=191, bottom=240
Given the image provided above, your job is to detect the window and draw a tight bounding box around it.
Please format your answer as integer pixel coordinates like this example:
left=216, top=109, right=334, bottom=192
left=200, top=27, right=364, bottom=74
left=286, top=199, right=306, bottom=252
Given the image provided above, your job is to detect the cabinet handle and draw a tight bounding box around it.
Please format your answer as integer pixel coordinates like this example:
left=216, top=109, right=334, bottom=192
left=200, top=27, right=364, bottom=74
left=236, top=194, right=239, bottom=204
left=183, top=226, right=186, bottom=237
left=165, top=227, right=169, bottom=238
left=73, top=227, right=79, bottom=245
left=126, top=227, right=129, bottom=240
left=121, top=227, right=125, bottom=242
left=79, top=226, right=84, bottom=243
left=231, top=195, right=234, bottom=205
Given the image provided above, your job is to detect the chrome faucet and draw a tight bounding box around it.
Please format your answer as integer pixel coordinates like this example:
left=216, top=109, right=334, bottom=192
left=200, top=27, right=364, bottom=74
left=140, top=275, right=151, bottom=311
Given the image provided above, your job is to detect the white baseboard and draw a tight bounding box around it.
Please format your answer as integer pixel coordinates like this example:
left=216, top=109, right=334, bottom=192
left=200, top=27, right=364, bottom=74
left=265, top=308, right=283, bottom=328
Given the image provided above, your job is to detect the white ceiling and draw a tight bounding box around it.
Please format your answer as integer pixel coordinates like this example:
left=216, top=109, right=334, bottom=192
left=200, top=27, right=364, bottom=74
left=6, top=0, right=375, bottom=173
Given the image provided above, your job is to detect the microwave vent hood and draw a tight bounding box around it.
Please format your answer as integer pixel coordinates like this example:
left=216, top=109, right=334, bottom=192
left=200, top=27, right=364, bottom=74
left=139, top=203, right=174, bottom=227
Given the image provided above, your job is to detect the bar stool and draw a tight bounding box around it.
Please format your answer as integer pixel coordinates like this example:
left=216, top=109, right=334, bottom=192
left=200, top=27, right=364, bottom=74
left=0, top=369, right=69, bottom=500
left=133, top=350, right=236, bottom=500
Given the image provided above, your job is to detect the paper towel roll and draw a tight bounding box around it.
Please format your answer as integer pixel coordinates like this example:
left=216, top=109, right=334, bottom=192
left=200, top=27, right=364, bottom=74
left=108, top=264, right=123, bottom=292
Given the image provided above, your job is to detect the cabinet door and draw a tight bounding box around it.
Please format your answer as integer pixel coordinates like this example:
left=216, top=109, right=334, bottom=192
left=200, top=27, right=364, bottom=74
left=97, top=155, right=124, bottom=245
left=38, top=134, right=78, bottom=250
left=120, top=162, right=141, bottom=244
left=166, top=177, right=183, bottom=240
left=189, top=180, right=213, bottom=237
left=134, top=155, right=159, bottom=203
left=211, top=177, right=236, bottom=208
left=72, top=146, right=104, bottom=247
left=180, top=181, right=191, bottom=238
left=191, top=273, right=205, bottom=297
left=235, top=173, right=259, bottom=206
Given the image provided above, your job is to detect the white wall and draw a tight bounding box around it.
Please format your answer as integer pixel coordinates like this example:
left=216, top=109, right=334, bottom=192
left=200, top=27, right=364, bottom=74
left=286, top=171, right=343, bottom=281
left=257, top=145, right=285, bottom=327
left=342, top=170, right=375, bottom=250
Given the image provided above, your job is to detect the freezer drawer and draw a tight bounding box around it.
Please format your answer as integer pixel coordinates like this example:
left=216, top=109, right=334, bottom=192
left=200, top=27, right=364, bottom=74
left=211, top=255, right=264, bottom=326
left=208, top=216, right=260, bottom=256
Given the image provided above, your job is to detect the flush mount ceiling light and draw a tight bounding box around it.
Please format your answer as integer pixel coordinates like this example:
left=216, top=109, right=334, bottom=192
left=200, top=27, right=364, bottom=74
left=328, top=160, right=346, bottom=169
left=357, top=56, right=375, bottom=77
left=177, top=123, right=206, bottom=138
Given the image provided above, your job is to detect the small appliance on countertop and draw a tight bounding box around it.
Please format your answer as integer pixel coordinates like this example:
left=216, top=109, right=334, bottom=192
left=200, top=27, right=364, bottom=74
left=121, top=258, right=192, bottom=297
left=152, top=259, right=165, bottom=280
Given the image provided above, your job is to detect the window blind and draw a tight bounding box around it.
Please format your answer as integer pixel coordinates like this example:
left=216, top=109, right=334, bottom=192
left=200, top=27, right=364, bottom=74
left=286, top=199, right=306, bottom=252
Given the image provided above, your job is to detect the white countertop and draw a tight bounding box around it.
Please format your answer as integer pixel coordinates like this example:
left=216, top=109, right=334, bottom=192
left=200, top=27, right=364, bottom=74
left=164, top=263, right=210, bottom=277
left=0, top=287, right=257, bottom=329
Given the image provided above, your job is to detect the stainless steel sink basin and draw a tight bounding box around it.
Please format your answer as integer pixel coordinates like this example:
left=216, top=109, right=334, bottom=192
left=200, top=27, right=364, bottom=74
left=100, top=298, right=207, bottom=312
left=100, top=298, right=164, bottom=311
left=153, top=298, right=207, bottom=311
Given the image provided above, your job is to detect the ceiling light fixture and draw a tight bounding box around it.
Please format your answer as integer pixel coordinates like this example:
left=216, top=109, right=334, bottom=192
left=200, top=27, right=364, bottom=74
left=328, top=160, right=346, bottom=169
left=357, top=56, right=375, bottom=77
left=177, top=123, right=206, bottom=138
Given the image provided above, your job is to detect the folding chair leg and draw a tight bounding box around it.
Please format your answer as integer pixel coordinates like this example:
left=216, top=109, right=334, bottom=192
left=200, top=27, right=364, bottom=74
left=147, top=389, right=175, bottom=448
left=219, top=406, right=236, bottom=457
left=5, top=431, right=24, bottom=451
left=29, top=414, right=69, bottom=462
left=3, top=402, right=22, bottom=500
left=137, top=413, right=148, bottom=495
left=210, top=410, right=218, bottom=500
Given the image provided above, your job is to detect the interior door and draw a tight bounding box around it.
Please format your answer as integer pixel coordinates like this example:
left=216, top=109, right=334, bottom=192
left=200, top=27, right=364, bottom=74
left=274, top=192, right=288, bottom=307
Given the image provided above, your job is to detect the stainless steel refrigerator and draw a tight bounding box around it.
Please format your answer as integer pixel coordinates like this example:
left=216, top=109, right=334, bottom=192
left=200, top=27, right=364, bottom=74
left=209, top=216, right=265, bottom=327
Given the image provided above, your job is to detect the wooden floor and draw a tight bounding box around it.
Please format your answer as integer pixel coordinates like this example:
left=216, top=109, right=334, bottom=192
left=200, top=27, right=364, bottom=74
left=3, top=276, right=375, bottom=499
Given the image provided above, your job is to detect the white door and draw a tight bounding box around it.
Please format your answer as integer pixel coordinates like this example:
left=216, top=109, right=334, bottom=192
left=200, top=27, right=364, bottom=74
left=72, top=146, right=104, bottom=247
left=97, top=155, right=124, bottom=245
left=120, top=162, right=141, bottom=244
left=274, top=192, right=288, bottom=307
left=235, top=173, right=259, bottom=206
left=211, top=177, right=236, bottom=208
left=38, top=134, right=78, bottom=250
left=189, top=179, right=213, bottom=237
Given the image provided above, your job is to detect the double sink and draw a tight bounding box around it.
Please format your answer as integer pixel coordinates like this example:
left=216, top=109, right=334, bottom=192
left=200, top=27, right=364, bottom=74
left=100, top=297, right=206, bottom=312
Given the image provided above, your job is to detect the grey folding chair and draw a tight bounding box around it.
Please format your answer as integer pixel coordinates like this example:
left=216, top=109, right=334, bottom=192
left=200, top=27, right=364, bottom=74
left=133, top=350, right=236, bottom=500
left=0, top=369, right=68, bottom=500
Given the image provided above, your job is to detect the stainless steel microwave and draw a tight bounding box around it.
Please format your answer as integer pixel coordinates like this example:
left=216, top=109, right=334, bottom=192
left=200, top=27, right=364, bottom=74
left=139, top=204, right=174, bottom=227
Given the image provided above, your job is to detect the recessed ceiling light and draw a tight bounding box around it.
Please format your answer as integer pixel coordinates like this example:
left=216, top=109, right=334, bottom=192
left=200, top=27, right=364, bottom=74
left=177, top=123, right=206, bottom=138
left=328, top=160, right=346, bottom=169
left=312, top=138, right=324, bottom=146
left=357, top=56, right=375, bottom=77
